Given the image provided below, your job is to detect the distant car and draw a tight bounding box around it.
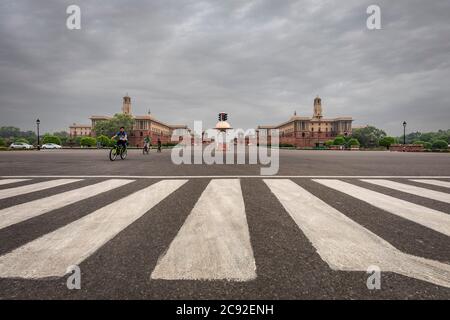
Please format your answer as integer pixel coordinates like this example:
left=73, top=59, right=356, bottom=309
left=41, top=143, right=62, bottom=149
left=9, top=142, right=34, bottom=150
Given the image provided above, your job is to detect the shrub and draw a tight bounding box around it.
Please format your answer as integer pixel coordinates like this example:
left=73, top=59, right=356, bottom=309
left=96, top=135, right=111, bottom=147
left=42, top=135, right=62, bottom=145
left=13, top=137, right=30, bottom=144
left=74, top=136, right=83, bottom=146
left=431, top=139, right=448, bottom=150
left=347, top=138, right=360, bottom=146
left=0, top=137, right=5, bottom=147
left=325, top=140, right=334, bottom=147
left=379, top=136, right=396, bottom=148
left=333, top=136, right=346, bottom=145
left=413, top=140, right=432, bottom=149
left=163, top=142, right=178, bottom=147
left=279, top=143, right=295, bottom=148
left=80, top=137, right=97, bottom=147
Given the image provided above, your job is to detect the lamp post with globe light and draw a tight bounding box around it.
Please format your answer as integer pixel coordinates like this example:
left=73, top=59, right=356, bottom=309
left=403, top=121, right=407, bottom=145
left=36, top=119, right=41, bottom=150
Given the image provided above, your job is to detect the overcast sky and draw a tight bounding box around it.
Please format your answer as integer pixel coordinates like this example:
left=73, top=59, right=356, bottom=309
left=0, top=0, right=449, bottom=135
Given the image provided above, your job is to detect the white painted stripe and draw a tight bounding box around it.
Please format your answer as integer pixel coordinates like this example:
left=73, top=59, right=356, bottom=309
left=314, top=179, right=450, bottom=237
left=1, top=175, right=450, bottom=179
left=0, top=179, right=30, bottom=186
left=410, top=179, right=450, bottom=189
left=0, top=179, right=187, bottom=279
left=264, top=179, right=450, bottom=288
left=151, top=179, right=256, bottom=281
left=0, top=179, right=82, bottom=200
left=361, top=179, right=450, bottom=204
left=0, top=179, right=134, bottom=230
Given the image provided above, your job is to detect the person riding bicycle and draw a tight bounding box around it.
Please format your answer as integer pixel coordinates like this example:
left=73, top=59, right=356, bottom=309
left=157, top=137, right=162, bottom=152
left=144, top=135, right=151, bottom=150
left=111, top=127, right=128, bottom=150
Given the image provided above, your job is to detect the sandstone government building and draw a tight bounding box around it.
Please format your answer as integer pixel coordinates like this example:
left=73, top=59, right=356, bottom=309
left=258, top=96, right=353, bottom=147
left=70, top=95, right=353, bottom=148
left=70, top=95, right=188, bottom=147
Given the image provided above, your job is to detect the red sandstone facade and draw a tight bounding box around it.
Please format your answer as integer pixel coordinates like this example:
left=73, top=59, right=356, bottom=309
left=389, top=144, right=425, bottom=152
left=90, top=96, right=188, bottom=147
left=258, top=97, right=353, bottom=148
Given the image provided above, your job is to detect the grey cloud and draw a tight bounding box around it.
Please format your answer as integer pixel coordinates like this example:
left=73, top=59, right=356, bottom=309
left=0, top=0, right=449, bottom=135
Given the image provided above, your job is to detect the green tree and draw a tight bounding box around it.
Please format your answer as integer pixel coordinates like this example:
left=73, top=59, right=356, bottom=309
left=404, top=131, right=422, bottom=144
left=325, top=140, right=334, bottom=147
left=80, top=137, right=97, bottom=147
left=13, top=137, right=30, bottom=144
left=96, top=135, right=111, bottom=147
left=53, top=131, right=69, bottom=138
left=53, top=131, right=69, bottom=146
left=333, top=136, right=346, bottom=146
left=0, top=137, right=5, bottom=147
left=431, top=139, right=448, bottom=150
left=413, top=140, right=432, bottom=149
left=404, top=130, right=450, bottom=144
left=42, top=135, right=62, bottom=145
left=94, top=114, right=134, bottom=137
left=351, top=126, right=386, bottom=148
left=0, top=127, right=36, bottom=144
left=347, top=138, right=360, bottom=146
left=379, top=136, right=396, bottom=148
left=0, top=126, right=20, bottom=138
left=74, top=136, right=83, bottom=146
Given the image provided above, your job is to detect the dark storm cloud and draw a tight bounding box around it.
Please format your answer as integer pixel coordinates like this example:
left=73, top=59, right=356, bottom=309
left=0, top=0, right=449, bottom=134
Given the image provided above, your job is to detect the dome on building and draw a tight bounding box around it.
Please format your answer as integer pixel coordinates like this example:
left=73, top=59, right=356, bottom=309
left=215, top=121, right=232, bottom=130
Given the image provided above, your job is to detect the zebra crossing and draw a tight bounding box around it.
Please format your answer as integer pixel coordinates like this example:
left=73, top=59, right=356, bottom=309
left=0, top=177, right=448, bottom=289
left=151, top=179, right=256, bottom=281
left=313, top=179, right=450, bottom=236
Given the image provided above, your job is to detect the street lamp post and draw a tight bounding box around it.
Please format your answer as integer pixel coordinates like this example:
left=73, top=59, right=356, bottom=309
left=36, top=119, right=41, bottom=150
left=403, top=121, right=407, bottom=145
left=317, top=120, right=321, bottom=148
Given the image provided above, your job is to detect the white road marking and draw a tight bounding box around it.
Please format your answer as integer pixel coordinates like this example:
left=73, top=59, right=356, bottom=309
left=410, top=179, right=450, bottom=189
left=0, top=179, right=30, bottom=186
left=0, top=179, right=134, bottom=230
left=1, top=175, right=450, bottom=179
left=151, top=179, right=256, bottom=281
left=314, top=179, right=450, bottom=237
left=361, top=179, right=450, bottom=204
left=264, top=179, right=450, bottom=288
left=0, top=179, right=82, bottom=200
left=0, top=179, right=187, bottom=278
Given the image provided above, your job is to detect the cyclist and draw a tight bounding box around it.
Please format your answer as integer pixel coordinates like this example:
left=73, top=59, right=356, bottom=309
left=111, top=127, right=128, bottom=150
left=144, top=135, right=151, bottom=152
left=157, top=137, right=162, bottom=152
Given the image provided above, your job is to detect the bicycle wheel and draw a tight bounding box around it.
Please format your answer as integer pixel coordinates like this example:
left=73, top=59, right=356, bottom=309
left=120, top=148, right=128, bottom=160
left=109, top=148, right=117, bottom=161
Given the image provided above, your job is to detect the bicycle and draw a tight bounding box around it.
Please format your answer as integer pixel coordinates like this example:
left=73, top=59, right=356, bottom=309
left=109, top=143, right=127, bottom=161
left=143, top=144, right=150, bottom=155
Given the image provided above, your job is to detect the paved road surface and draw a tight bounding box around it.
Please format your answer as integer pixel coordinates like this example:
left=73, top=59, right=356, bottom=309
left=0, top=150, right=449, bottom=299
left=0, top=149, right=449, bottom=176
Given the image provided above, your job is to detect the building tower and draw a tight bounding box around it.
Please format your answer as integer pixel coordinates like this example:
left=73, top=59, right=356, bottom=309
left=313, top=96, right=323, bottom=119
left=122, top=95, right=132, bottom=115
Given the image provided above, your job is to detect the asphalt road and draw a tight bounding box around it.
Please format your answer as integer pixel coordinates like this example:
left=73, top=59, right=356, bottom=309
left=0, top=149, right=449, bottom=299
left=0, top=148, right=449, bottom=176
